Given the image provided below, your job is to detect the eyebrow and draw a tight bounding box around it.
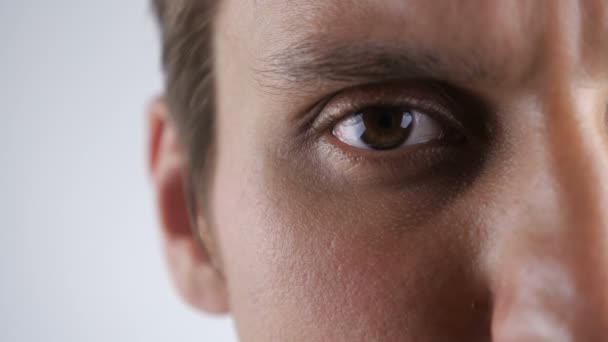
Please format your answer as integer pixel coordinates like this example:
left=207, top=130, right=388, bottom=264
left=254, top=37, right=495, bottom=92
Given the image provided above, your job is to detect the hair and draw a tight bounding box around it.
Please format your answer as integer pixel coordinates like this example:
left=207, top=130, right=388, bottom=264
left=152, top=0, right=218, bottom=194
left=152, top=1, right=222, bottom=263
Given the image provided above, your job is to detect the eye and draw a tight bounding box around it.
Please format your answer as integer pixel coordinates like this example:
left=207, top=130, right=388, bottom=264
left=332, top=106, right=446, bottom=150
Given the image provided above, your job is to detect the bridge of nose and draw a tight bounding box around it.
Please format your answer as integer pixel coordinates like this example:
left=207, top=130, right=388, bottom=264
left=486, top=80, right=608, bottom=341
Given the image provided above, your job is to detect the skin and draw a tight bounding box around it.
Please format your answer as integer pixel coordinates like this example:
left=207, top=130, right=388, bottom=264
left=149, top=0, right=608, bottom=341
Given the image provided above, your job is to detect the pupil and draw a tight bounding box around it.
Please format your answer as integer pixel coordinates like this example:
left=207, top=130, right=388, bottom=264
left=377, top=113, right=393, bottom=129
left=359, top=107, right=414, bottom=150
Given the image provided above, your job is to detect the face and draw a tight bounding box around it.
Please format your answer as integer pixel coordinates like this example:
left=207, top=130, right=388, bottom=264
left=150, top=1, right=608, bottom=341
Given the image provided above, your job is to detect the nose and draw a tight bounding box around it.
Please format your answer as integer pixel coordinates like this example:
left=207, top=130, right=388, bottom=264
left=490, top=89, right=608, bottom=341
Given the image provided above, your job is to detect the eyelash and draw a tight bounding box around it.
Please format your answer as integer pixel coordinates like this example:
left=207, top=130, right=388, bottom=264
left=309, top=82, right=466, bottom=142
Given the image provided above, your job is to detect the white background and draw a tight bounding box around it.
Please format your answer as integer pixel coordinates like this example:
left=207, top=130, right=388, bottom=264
left=0, top=1, right=237, bottom=341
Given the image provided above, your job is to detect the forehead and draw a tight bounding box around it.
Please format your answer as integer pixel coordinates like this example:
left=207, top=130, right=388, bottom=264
left=218, top=0, right=608, bottom=85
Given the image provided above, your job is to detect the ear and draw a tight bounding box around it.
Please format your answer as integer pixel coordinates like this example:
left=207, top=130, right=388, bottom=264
left=148, top=97, right=228, bottom=314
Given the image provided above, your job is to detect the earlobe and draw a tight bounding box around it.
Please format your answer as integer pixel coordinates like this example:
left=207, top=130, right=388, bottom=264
left=148, top=97, right=229, bottom=314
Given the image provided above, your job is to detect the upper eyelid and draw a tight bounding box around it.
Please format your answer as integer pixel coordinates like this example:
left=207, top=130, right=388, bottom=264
left=310, top=83, right=465, bottom=135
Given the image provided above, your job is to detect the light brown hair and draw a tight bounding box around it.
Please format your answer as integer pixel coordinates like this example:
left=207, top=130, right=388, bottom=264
left=152, top=0, right=218, bottom=192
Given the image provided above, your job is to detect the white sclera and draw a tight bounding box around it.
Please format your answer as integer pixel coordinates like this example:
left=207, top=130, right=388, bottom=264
left=333, top=109, right=444, bottom=150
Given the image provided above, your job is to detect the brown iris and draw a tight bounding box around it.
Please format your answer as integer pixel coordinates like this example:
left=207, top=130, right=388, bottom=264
left=355, top=106, right=414, bottom=150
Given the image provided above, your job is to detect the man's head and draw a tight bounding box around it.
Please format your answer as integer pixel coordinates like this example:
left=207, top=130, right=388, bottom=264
left=149, top=1, right=608, bottom=340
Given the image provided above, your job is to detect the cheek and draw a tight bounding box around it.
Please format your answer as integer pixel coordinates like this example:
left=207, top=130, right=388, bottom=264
left=209, top=139, right=491, bottom=340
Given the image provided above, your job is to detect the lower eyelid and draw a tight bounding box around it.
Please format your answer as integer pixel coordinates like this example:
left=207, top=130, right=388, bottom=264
left=311, top=134, right=470, bottom=187
left=324, top=129, right=455, bottom=161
